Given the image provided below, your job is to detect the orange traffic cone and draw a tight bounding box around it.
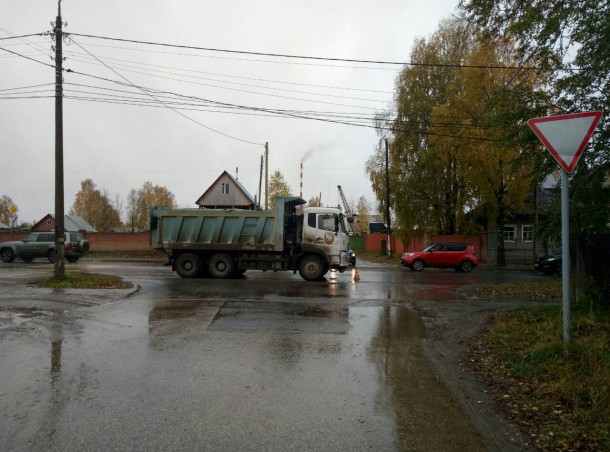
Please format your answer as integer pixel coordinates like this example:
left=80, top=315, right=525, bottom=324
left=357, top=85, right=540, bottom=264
left=353, top=267, right=361, bottom=282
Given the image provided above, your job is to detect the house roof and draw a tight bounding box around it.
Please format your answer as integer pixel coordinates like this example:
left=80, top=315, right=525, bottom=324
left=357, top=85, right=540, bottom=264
left=64, top=215, right=97, bottom=232
left=228, top=172, right=257, bottom=205
left=195, top=170, right=257, bottom=206
left=34, top=214, right=97, bottom=232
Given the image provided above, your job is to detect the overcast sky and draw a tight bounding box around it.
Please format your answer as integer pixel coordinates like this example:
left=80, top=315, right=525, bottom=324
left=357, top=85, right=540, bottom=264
left=1, top=0, right=458, bottom=224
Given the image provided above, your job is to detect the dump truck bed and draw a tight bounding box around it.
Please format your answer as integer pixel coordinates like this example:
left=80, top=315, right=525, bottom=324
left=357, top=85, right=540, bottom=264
left=150, top=197, right=305, bottom=253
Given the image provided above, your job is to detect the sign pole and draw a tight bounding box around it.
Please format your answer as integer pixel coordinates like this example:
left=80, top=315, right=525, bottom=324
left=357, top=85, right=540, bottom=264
left=527, top=111, right=602, bottom=351
left=561, top=169, right=570, bottom=349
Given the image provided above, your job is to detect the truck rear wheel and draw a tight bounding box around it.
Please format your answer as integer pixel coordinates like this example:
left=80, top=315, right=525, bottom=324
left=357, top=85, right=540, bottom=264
left=208, top=253, right=235, bottom=279
left=298, top=255, right=326, bottom=281
left=175, top=253, right=201, bottom=278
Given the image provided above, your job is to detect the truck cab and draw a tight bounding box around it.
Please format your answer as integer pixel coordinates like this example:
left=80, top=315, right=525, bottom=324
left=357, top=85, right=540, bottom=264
left=299, top=206, right=350, bottom=274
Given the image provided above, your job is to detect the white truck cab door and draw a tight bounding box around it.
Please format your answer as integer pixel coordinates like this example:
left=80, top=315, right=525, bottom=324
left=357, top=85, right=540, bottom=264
left=303, top=212, right=338, bottom=245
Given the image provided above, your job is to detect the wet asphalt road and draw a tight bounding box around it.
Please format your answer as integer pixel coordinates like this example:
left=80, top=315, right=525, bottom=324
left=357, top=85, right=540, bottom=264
left=0, top=260, right=547, bottom=451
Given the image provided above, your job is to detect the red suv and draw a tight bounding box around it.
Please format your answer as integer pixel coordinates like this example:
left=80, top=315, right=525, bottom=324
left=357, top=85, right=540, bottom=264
left=400, top=243, right=478, bottom=272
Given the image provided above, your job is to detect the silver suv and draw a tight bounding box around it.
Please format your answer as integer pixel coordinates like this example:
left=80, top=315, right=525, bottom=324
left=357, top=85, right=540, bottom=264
left=0, top=231, right=90, bottom=263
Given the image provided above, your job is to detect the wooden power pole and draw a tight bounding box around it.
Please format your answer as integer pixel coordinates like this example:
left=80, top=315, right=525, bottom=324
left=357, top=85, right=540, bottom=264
left=264, top=142, right=269, bottom=210
left=53, top=0, right=65, bottom=277
left=385, top=138, right=392, bottom=257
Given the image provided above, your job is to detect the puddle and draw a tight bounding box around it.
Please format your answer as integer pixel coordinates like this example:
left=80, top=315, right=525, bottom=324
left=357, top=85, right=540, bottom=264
left=0, top=310, right=52, bottom=329
left=209, top=301, right=351, bottom=334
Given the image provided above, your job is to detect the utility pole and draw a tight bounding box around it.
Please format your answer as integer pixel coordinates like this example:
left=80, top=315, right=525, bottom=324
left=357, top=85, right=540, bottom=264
left=385, top=138, right=392, bottom=257
left=257, top=154, right=263, bottom=209
left=264, top=142, right=269, bottom=210
left=53, top=0, right=65, bottom=277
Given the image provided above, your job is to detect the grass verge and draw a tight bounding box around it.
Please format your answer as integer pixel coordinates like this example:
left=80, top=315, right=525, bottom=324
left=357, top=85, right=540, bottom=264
left=470, top=303, right=610, bottom=450
left=466, top=281, right=562, bottom=298
left=33, top=272, right=133, bottom=289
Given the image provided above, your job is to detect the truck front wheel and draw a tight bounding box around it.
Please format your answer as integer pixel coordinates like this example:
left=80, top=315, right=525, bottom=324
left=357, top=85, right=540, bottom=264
left=175, top=253, right=202, bottom=278
left=208, top=253, right=235, bottom=279
left=298, top=255, right=326, bottom=281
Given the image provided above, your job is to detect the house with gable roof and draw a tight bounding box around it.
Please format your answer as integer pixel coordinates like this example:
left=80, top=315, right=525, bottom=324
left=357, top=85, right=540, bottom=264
left=31, top=214, right=97, bottom=233
left=195, top=170, right=258, bottom=210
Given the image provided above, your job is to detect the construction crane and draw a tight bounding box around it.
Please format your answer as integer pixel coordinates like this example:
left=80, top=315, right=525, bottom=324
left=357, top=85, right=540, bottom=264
left=337, top=185, right=356, bottom=233
left=338, top=185, right=357, bottom=265
left=337, top=185, right=353, bottom=217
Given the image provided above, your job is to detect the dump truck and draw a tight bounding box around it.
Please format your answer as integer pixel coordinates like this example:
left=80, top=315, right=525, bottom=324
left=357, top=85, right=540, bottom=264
left=150, top=197, right=351, bottom=281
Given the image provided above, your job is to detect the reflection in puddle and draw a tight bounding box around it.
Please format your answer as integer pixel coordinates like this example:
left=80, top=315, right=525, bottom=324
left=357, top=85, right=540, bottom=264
left=367, top=307, right=484, bottom=450
left=149, top=301, right=202, bottom=321
left=209, top=302, right=350, bottom=335
left=147, top=300, right=223, bottom=336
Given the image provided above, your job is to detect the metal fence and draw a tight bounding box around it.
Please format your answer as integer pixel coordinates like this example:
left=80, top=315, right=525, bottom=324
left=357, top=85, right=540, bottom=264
left=485, top=248, right=538, bottom=266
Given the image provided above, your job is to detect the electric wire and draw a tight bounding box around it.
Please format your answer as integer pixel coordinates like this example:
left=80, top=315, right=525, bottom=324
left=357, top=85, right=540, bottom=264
left=63, top=51, right=389, bottom=102
left=0, top=33, right=44, bottom=41
left=61, top=49, right=394, bottom=94
left=0, top=81, right=511, bottom=132
left=71, top=39, right=265, bottom=146
left=0, top=45, right=56, bottom=69
left=67, top=31, right=545, bottom=71
left=64, top=40, right=403, bottom=71
left=0, top=41, right=517, bottom=141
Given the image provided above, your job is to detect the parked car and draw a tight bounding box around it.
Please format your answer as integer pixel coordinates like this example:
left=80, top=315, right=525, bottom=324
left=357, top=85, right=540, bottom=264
left=400, top=242, right=478, bottom=272
left=0, top=231, right=90, bottom=263
left=534, top=254, right=562, bottom=276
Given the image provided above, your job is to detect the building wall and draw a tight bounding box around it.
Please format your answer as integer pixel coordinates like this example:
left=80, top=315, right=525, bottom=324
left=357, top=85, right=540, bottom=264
left=486, top=227, right=549, bottom=265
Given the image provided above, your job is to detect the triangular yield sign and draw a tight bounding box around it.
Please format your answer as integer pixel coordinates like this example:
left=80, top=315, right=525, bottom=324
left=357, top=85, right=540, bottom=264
left=528, top=111, right=602, bottom=173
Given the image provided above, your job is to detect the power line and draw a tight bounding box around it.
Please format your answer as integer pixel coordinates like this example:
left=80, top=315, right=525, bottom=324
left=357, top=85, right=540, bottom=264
left=0, top=33, right=45, bottom=41
left=0, top=43, right=509, bottom=142
left=0, top=79, right=507, bottom=140
left=65, top=60, right=385, bottom=111
left=64, top=40, right=403, bottom=71
left=72, top=40, right=265, bottom=146
left=0, top=44, right=388, bottom=112
left=63, top=52, right=390, bottom=104
left=0, top=84, right=506, bottom=130
left=0, top=83, right=54, bottom=92
left=67, top=32, right=407, bottom=66
left=67, top=31, right=546, bottom=71
left=0, top=45, right=55, bottom=69
left=61, top=49, right=394, bottom=94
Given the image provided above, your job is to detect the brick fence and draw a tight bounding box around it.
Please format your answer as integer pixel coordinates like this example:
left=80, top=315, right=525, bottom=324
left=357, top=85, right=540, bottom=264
left=0, top=231, right=153, bottom=252
left=364, top=232, right=488, bottom=261
left=1, top=230, right=487, bottom=259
